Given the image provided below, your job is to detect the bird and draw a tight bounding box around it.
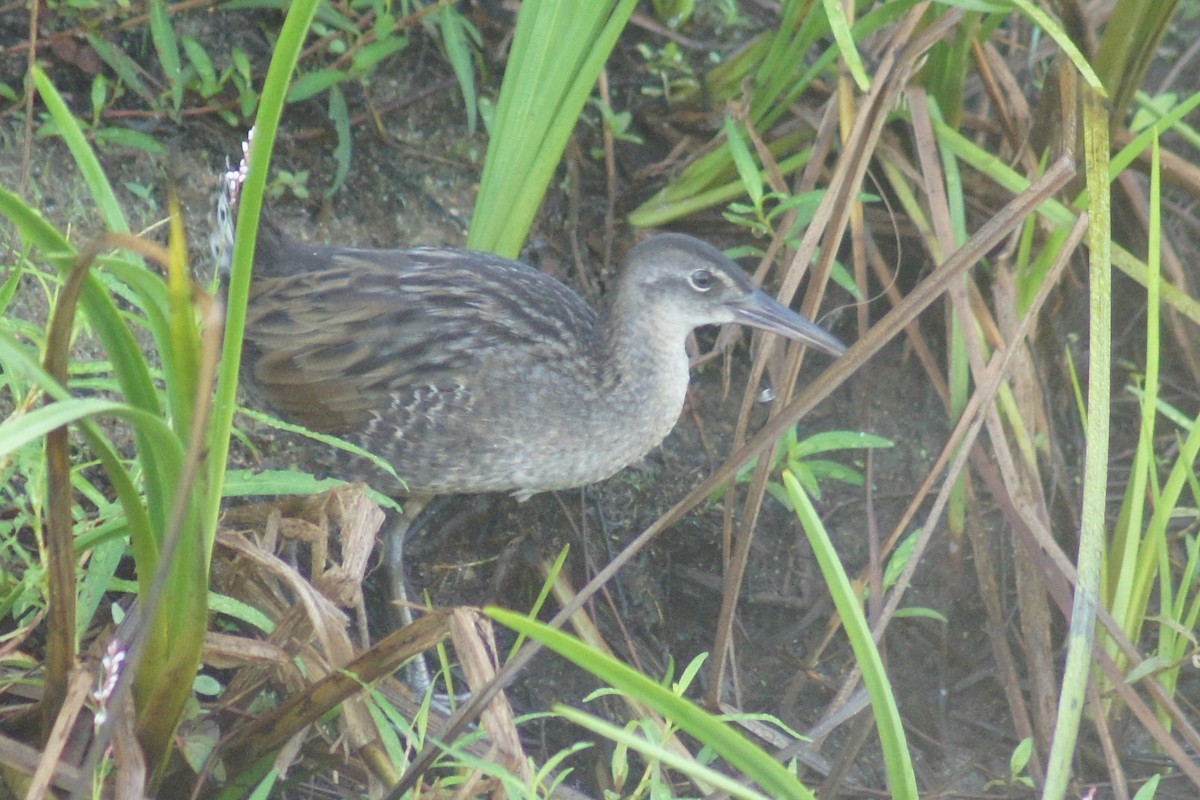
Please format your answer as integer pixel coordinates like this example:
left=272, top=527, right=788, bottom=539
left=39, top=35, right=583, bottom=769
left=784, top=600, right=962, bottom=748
left=209, top=136, right=846, bottom=500
left=236, top=222, right=847, bottom=501
left=213, top=145, right=846, bottom=655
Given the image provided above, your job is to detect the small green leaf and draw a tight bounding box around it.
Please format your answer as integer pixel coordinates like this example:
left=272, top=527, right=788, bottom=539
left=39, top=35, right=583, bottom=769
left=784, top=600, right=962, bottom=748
left=724, top=244, right=764, bottom=259
left=438, top=6, right=479, bottom=134
left=789, top=430, right=893, bottom=459
left=231, top=47, right=251, bottom=81
left=724, top=115, right=763, bottom=208
left=477, top=95, right=496, bottom=136
left=0, top=261, right=23, bottom=316
left=182, top=36, right=218, bottom=96
left=86, top=34, right=155, bottom=106
left=883, top=529, right=922, bottom=589
left=238, top=81, right=259, bottom=118
left=892, top=607, right=948, bottom=623
left=193, top=674, right=223, bottom=696
left=1009, top=737, right=1033, bottom=778
left=651, top=0, right=695, bottom=28
left=1131, top=774, right=1161, bottom=800
left=287, top=69, right=346, bottom=103
left=828, top=259, right=863, bottom=300
left=675, top=652, right=708, bottom=694
left=1124, top=653, right=1171, bottom=684
left=820, top=0, right=870, bottom=91
left=150, top=0, right=183, bottom=111
left=352, top=35, right=410, bottom=72
left=311, top=1, right=358, bottom=35
left=374, top=11, right=397, bottom=40
left=325, top=84, right=351, bottom=199
left=90, top=75, right=108, bottom=125
left=93, top=127, right=167, bottom=155
left=770, top=189, right=825, bottom=229
left=797, top=458, right=864, bottom=487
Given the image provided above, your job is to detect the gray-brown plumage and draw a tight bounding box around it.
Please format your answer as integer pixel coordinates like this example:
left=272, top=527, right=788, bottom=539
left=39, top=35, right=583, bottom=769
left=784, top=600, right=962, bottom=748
left=240, top=225, right=846, bottom=499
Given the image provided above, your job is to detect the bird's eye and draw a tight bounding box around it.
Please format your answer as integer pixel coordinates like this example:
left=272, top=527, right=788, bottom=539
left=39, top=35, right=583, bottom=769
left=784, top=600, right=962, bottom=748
left=689, top=269, right=715, bottom=291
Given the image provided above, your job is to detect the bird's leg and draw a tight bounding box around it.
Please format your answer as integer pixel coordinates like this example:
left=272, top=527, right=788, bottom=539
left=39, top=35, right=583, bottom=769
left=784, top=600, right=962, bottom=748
left=384, top=493, right=434, bottom=690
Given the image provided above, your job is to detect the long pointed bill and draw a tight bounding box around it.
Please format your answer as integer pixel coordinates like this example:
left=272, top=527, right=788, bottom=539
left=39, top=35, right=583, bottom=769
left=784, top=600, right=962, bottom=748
left=730, top=288, right=847, bottom=357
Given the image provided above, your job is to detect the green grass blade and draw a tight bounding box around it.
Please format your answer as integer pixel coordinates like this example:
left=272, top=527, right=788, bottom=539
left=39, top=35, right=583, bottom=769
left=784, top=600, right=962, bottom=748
left=469, top=0, right=637, bottom=257
left=1095, top=0, right=1181, bottom=125
left=206, top=0, right=322, bottom=531
left=149, top=0, right=183, bottom=113
left=489, top=607, right=816, bottom=800
left=1040, top=86, right=1111, bottom=800
left=1008, top=0, right=1105, bottom=93
left=24, top=72, right=179, bottom=535
left=31, top=67, right=128, bottom=234
left=781, top=472, right=918, bottom=800
left=84, top=34, right=156, bottom=108
left=438, top=6, right=479, bottom=134
left=820, top=0, right=869, bottom=91
left=556, top=705, right=773, bottom=800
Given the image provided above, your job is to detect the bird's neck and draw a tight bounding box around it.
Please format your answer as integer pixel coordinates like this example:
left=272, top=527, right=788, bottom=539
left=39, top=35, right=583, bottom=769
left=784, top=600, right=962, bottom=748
left=597, top=292, right=693, bottom=447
